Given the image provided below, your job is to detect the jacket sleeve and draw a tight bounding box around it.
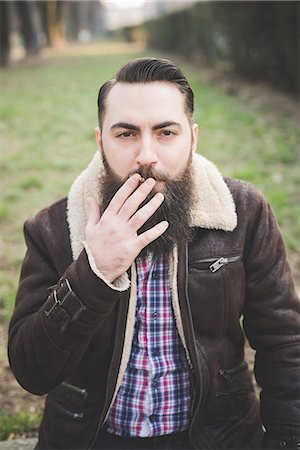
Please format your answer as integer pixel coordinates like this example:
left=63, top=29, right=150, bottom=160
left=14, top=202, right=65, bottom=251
left=8, top=217, right=128, bottom=395
left=242, top=188, right=300, bottom=449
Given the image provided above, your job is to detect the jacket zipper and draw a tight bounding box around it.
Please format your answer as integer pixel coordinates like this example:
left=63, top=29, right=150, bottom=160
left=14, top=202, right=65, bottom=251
left=89, top=289, right=131, bottom=449
left=48, top=398, right=84, bottom=420
left=62, top=381, right=88, bottom=398
left=209, top=256, right=242, bottom=273
left=218, top=360, right=248, bottom=382
left=182, top=244, right=209, bottom=449
left=192, top=255, right=242, bottom=273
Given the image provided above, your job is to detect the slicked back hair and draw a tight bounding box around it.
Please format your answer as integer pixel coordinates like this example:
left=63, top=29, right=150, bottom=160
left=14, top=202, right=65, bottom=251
left=97, top=57, right=194, bottom=128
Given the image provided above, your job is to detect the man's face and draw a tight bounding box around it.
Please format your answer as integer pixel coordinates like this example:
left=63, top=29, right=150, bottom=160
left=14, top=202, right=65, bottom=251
left=96, top=81, right=198, bottom=183
left=95, top=81, right=198, bottom=256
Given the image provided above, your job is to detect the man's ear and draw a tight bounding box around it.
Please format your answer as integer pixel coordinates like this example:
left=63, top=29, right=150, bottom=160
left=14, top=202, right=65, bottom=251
left=95, top=127, right=103, bottom=153
left=191, top=123, right=199, bottom=153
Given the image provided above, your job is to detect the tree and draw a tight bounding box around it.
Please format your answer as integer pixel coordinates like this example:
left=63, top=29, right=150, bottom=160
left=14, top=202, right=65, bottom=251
left=0, top=1, right=11, bottom=66
left=13, top=1, right=39, bottom=56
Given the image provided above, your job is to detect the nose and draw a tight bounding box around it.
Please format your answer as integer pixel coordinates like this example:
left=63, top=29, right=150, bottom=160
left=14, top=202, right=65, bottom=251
left=135, top=136, right=158, bottom=167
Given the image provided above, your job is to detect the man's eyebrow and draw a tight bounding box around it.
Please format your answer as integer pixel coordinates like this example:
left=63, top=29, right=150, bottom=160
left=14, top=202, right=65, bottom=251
left=111, top=122, right=140, bottom=131
left=110, top=121, right=182, bottom=132
left=152, top=121, right=181, bottom=130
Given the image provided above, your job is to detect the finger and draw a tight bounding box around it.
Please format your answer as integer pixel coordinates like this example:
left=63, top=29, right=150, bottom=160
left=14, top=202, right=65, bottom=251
left=128, top=192, right=164, bottom=231
left=86, top=197, right=101, bottom=227
left=106, top=174, right=142, bottom=215
left=118, top=177, right=156, bottom=221
left=137, top=221, right=169, bottom=250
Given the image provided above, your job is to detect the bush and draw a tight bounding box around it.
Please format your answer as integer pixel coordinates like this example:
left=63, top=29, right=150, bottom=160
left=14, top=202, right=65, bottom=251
left=0, top=412, right=41, bottom=441
left=142, top=1, right=299, bottom=94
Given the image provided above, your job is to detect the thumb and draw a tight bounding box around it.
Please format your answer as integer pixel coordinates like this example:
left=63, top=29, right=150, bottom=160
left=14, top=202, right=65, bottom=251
left=86, top=197, right=101, bottom=226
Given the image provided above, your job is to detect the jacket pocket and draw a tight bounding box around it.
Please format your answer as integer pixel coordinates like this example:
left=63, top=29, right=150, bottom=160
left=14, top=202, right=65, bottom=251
left=61, top=381, right=88, bottom=398
left=205, top=361, right=255, bottom=425
left=47, top=397, right=85, bottom=420
left=46, top=381, right=89, bottom=421
left=190, top=256, right=242, bottom=273
left=188, top=255, right=244, bottom=336
left=204, top=361, right=261, bottom=449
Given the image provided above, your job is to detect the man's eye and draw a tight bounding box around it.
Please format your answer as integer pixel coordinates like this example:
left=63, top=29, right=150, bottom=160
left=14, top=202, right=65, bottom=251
left=161, top=130, right=176, bottom=137
left=117, top=131, right=134, bottom=138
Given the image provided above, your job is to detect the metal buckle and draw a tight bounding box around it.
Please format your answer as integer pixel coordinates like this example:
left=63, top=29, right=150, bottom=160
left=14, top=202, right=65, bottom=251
left=44, top=278, right=72, bottom=317
left=55, top=278, right=72, bottom=306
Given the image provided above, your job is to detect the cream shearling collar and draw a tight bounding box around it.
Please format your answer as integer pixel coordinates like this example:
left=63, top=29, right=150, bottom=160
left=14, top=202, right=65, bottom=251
left=67, top=151, right=237, bottom=260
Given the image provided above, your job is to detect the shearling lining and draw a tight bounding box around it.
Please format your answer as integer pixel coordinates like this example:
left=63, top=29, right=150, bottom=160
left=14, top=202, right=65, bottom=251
left=67, top=152, right=237, bottom=261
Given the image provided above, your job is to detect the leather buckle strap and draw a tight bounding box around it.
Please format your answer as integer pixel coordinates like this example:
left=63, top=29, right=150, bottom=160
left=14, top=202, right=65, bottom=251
left=44, top=277, right=74, bottom=317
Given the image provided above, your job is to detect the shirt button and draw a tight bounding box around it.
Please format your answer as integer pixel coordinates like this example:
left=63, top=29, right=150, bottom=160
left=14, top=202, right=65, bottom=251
left=153, top=348, right=159, bottom=356
left=152, top=272, right=158, bottom=279
left=150, top=415, right=155, bottom=422
left=153, top=311, right=157, bottom=319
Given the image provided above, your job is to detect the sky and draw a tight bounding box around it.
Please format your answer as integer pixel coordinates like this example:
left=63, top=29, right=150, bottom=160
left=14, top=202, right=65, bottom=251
left=103, top=0, right=145, bottom=9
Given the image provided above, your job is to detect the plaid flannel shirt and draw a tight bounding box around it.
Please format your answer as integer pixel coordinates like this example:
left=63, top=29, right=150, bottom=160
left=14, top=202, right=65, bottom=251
left=105, top=254, right=192, bottom=437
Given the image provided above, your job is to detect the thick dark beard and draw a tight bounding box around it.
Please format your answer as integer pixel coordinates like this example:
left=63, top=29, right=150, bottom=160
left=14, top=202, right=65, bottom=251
left=100, top=152, right=195, bottom=258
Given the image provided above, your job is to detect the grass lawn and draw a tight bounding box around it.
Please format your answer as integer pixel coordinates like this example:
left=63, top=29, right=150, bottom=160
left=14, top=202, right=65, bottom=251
left=1, top=41, right=299, bottom=324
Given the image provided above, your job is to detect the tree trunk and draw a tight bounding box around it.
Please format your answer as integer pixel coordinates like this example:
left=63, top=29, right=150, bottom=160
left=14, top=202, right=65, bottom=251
left=47, top=0, right=66, bottom=47
left=13, top=0, right=38, bottom=56
left=0, top=1, right=11, bottom=66
left=66, top=1, right=80, bottom=42
left=36, top=1, right=50, bottom=46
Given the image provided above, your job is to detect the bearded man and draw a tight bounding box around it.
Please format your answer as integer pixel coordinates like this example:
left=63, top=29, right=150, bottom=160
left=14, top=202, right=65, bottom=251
left=8, top=58, right=300, bottom=450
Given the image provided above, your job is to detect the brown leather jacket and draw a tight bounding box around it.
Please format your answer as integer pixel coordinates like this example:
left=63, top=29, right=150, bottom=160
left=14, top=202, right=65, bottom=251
left=8, top=154, right=300, bottom=449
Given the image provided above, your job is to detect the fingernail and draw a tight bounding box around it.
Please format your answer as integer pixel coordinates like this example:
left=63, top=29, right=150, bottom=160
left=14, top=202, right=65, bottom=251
left=146, top=178, right=155, bottom=186
left=130, top=174, right=141, bottom=182
left=155, top=193, right=164, bottom=201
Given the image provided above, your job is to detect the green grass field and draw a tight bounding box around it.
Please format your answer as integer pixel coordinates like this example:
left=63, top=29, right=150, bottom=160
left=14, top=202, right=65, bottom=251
left=1, top=42, right=300, bottom=321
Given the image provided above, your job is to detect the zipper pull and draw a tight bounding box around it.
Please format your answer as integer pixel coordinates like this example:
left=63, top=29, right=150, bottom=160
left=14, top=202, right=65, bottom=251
left=209, top=257, right=228, bottom=273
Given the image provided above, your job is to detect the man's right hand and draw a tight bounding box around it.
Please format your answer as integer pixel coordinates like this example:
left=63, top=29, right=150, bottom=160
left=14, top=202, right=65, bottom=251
left=85, top=174, right=168, bottom=283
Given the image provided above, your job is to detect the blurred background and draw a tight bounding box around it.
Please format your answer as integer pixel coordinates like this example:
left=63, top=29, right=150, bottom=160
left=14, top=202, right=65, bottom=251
left=1, top=0, right=299, bottom=93
left=0, top=0, right=299, bottom=443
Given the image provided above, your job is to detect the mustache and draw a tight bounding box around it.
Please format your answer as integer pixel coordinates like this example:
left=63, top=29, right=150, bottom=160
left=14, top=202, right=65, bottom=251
left=100, top=151, right=195, bottom=257
left=127, top=166, right=174, bottom=184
